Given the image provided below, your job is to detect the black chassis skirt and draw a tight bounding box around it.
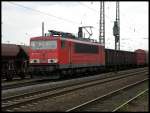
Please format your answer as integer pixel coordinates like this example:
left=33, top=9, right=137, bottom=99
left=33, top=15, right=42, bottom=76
left=28, top=64, right=58, bottom=74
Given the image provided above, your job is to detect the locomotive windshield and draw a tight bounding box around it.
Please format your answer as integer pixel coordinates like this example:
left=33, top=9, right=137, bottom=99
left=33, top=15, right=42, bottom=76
left=30, top=40, right=57, bottom=50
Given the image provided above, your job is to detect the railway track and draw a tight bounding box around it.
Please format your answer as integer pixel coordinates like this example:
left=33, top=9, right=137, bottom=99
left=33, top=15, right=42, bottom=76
left=3, top=67, right=147, bottom=100
left=2, top=68, right=148, bottom=111
left=66, top=79, right=148, bottom=112
left=112, top=88, right=148, bottom=112
left=2, top=77, right=30, bottom=82
left=2, top=67, right=147, bottom=90
left=2, top=78, right=52, bottom=90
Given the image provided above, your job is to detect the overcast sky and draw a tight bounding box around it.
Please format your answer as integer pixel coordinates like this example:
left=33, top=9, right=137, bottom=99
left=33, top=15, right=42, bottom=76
left=2, top=1, right=148, bottom=51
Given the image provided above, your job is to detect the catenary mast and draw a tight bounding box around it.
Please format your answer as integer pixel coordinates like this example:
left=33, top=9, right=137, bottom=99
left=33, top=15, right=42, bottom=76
left=99, top=1, right=105, bottom=47
left=113, top=1, right=120, bottom=50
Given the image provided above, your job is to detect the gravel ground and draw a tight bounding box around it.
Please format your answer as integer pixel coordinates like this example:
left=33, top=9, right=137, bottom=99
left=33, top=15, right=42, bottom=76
left=75, top=81, right=148, bottom=111
left=9, top=71, right=148, bottom=112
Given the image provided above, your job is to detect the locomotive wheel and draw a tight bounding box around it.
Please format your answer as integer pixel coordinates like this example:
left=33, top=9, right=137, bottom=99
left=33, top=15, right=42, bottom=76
left=6, top=70, right=14, bottom=81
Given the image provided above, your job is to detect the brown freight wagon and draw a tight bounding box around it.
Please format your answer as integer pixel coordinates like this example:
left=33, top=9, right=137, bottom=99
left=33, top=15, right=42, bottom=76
left=1, top=43, right=29, bottom=80
left=105, top=49, right=136, bottom=70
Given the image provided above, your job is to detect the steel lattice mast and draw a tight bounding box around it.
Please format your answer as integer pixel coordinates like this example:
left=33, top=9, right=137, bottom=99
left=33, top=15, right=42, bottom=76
left=113, top=1, right=120, bottom=50
left=99, top=1, right=105, bottom=47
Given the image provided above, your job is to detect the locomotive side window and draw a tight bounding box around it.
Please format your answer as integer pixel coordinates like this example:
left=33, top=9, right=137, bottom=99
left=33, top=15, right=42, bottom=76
left=30, top=40, right=57, bottom=50
left=61, top=40, right=65, bottom=48
left=74, top=42, right=99, bottom=54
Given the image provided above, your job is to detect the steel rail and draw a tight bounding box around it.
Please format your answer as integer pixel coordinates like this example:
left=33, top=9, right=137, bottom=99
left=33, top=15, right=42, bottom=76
left=112, top=88, right=149, bottom=112
left=2, top=78, right=46, bottom=90
left=2, top=67, right=147, bottom=89
left=2, top=67, right=147, bottom=91
left=66, top=78, right=148, bottom=112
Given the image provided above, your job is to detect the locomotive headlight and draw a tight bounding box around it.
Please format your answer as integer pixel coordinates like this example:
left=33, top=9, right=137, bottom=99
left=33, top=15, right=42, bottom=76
left=30, top=59, right=40, bottom=63
left=48, top=59, right=58, bottom=63
left=53, top=59, right=58, bottom=63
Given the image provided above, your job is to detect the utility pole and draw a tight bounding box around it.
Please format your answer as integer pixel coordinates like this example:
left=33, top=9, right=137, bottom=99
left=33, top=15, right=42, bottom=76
left=99, top=1, right=105, bottom=47
left=42, top=22, right=44, bottom=36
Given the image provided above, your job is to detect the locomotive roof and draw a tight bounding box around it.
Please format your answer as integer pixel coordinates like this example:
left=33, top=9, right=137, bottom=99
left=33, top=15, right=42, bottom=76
left=61, top=37, right=103, bottom=46
left=30, top=36, right=104, bottom=46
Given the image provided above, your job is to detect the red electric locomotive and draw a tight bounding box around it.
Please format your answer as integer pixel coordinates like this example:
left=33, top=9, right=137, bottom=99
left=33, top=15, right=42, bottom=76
left=28, top=30, right=148, bottom=79
left=29, top=30, right=105, bottom=78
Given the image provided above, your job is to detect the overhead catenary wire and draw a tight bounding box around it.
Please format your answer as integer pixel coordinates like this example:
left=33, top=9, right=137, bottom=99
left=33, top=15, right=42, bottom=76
left=79, top=2, right=146, bottom=37
left=8, top=2, right=80, bottom=25
left=79, top=2, right=98, bottom=12
left=5, top=2, right=147, bottom=44
left=78, top=2, right=114, bottom=23
left=8, top=1, right=142, bottom=36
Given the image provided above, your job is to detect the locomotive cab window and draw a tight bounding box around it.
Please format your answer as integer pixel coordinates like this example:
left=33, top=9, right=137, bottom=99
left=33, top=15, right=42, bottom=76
left=61, top=40, right=66, bottom=48
left=30, top=40, right=57, bottom=50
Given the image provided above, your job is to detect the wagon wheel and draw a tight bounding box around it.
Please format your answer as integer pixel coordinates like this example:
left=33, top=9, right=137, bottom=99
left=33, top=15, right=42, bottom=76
left=19, top=73, right=25, bottom=79
left=6, top=70, right=14, bottom=81
left=29, top=71, right=34, bottom=78
left=30, top=74, right=33, bottom=79
left=18, top=69, right=26, bottom=79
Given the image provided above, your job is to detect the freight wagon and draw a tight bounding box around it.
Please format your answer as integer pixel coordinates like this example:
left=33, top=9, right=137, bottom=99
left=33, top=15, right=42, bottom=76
left=105, top=49, right=136, bottom=70
left=2, top=44, right=29, bottom=80
left=135, top=49, right=147, bottom=66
